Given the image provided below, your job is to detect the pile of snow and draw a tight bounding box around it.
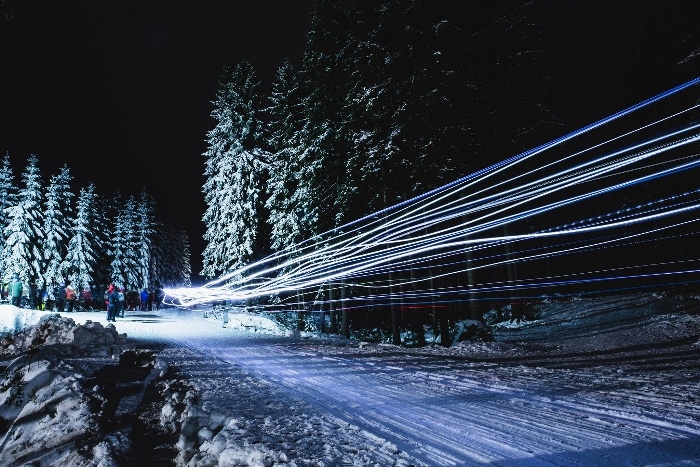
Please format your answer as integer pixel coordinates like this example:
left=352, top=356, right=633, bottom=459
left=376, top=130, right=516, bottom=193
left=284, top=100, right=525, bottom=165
left=0, top=307, right=54, bottom=338
left=0, top=312, right=128, bottom=356
left=0, top=361, right=96, bottom=466
left=203, top=306, right=288, bottom=335
left=0, top=310, right=135, bottom=465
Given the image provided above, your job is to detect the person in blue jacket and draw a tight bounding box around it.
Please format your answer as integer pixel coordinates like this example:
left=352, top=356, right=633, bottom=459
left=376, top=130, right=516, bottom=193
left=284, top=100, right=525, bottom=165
left=9, top=274, right=22, bottom=308
left=140, top=288, right=149, bottom=311
left=106, top=284, right=118, bottom=322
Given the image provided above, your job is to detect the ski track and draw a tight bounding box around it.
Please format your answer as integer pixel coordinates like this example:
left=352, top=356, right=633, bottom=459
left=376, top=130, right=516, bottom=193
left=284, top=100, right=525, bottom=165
left=170, top=331, right=700, bottom=466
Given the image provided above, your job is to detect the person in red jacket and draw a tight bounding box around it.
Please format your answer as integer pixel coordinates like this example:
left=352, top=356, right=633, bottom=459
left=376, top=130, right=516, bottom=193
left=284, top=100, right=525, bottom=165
left=65, top=283, right=77, bottom=312
left=105, top=283, right=116, bottom=321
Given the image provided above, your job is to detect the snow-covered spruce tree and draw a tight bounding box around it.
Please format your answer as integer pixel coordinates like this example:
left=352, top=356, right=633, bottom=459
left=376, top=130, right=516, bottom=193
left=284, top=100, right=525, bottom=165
left=0, top=153, right=18, bottom=259
left=43, top=164, right=74, bottom=289
left=135, top=189, right=155, bottom=289
left=65, top=183, right=101, bottom=294
left=285, top=0, right=358, bottom=334
left=299, top=0, right=355, bottom=237
left=265, top=59, right=311, bottom=252
left=168, top=227, right=192, bottom=287
left=1, top=155, right=44, bottom=284
left=148, top=219, right=165, bottom=290
left=109, top=194, right=140, bottom=290
left=201, top=70, right=231, bottom=279
left=90, top=192, right=114, bottom=293
left=202, top=60, right=268, bottom=278
left=150, top=221, right=191, bottom=288
left=338, top=1, right=409, bottom=218
left=135, top=191, right=192, bottom=290
left=339, top=0, right=554, bottom=210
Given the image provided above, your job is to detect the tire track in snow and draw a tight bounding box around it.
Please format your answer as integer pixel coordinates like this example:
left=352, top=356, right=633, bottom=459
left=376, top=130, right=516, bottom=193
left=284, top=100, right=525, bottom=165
left=193, top=337, right=700, bottom=466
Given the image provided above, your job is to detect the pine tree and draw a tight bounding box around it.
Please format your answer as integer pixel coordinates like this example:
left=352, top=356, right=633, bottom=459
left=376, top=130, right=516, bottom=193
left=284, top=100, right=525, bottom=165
left=91, top=193, right=113, bottom=293
left=151, top=222, right=192, bottom=288
left=299, top=0, right=355, bottom=236
left=135, top=189, right=155, bottom=289
left=340, top=1, right=403, bottom=217
left=0, top=153, right=18, bottom=258
left=169, top=228, right=192, bottom=287
left=65, top=183, right=100, bottom=294
left=43, top=164, right=74, bottom=288
left=2, top=155, right=44, bottom=283
left=202, top=60, right=268, bottom=278
left=339, top=0, right=555, bottom=207
left=110, top=195, right=140, bottom=290
left=265, top=60, right=311, bottom=252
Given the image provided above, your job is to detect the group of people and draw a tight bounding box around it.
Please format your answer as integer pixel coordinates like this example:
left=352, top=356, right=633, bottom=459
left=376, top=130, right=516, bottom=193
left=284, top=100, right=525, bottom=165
left=104, top=283, right=164, bottom=322
left=52, top=281, right=79, bottom=312
left=1, top=275, right=165, bottom=318
left=139, top=288, right=162, bottom=311
left=2, top=277, right=84, bottom=311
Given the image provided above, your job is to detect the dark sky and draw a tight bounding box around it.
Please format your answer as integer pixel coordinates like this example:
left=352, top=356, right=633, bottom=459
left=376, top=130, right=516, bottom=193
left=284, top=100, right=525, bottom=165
left=0, top=1, right=697, bottom=278
left=534, top=1, right=698, bottom=127
left=1, top=0, right=314, bottom=276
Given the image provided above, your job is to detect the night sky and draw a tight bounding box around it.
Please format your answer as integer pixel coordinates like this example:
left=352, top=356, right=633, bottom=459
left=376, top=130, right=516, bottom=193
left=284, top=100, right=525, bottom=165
left=0, top=0, right=697, bottom=278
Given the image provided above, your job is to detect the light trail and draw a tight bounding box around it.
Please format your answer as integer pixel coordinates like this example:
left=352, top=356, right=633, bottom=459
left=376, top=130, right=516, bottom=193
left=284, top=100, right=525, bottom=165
left=166, top=77, right=700, bottom=313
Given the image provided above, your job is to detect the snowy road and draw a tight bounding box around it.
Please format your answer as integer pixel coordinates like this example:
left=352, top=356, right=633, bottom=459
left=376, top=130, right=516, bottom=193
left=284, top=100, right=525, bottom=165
left=82, top=295, right=700, bottom=466
left=185, top=334, right=700, bottom=466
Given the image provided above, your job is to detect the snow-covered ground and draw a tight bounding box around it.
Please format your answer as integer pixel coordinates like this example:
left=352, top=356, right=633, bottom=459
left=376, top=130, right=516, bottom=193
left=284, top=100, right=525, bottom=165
left=0, top=292, right=698, bottom=466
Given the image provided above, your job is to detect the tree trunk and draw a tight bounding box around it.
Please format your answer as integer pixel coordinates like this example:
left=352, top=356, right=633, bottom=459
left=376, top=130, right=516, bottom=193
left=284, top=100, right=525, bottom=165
left=296, top=290, right=305, bottom=332
left=410, top=261, right=425, bottom=346
left=384, top=181, right=401, bottom=346
left=390, top=271, right=401, bottom=345
left=391, top=307, right=401, bottom=345
left=428, top=266, right=439, bottom=343
left=329, top=283, right=337, bottom=334
left=465, top=247, right=482, bottom=322
left=341, top=279, right=349, bottom=338
left=319, top=285, right=327, bottom=334
left=439, top=309, right=451, bottom=347
left=504, top=225, right=523, bottom=323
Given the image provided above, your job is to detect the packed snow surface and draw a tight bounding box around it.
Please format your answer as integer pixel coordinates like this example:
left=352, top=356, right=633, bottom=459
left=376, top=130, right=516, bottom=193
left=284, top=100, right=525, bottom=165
left=0, top=292, right=698, bottom=466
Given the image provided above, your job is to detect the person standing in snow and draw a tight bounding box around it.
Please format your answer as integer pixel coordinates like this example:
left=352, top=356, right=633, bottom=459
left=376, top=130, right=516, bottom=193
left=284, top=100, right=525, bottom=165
left=54, top=282, right=67, bottom=312
left=155, top=283, right=164, bottom=310
left=147, top=290, right=155, bottom=311
left=0, top=279, right=7, bottom=302
left=106, top=284, right=118, bottom=322
left=41, top=288, right=48, bottom=310
left=117, top=287, right=126, bottom=317
left=65, top=282, right=77, bottom=312
left=81, top=287, right=92, bottom=310
left=89, top=283, right=99, bottom=309
left=140, top=288, right=149, bottom=311
left=28, top=279, right=38, bottom=310
left=9, top=274, right=22, bottom=308
left=104, top=287, right=110, bottom=311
